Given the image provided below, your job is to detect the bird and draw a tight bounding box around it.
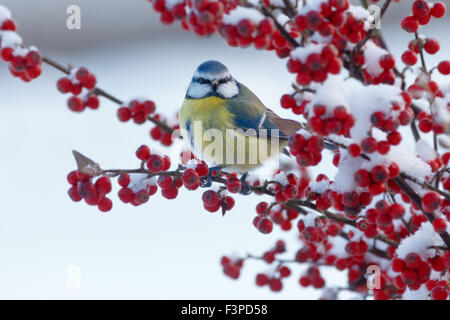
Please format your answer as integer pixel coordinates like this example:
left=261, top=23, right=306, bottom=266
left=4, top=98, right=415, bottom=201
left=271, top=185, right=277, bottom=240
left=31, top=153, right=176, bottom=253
left=179, top=60, right=302, bottom=193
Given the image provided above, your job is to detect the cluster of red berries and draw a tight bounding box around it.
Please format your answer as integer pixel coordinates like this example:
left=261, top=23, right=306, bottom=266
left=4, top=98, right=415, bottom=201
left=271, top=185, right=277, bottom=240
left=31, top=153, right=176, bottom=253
left=259, top=240, right=287, bottom=265
left=288, top=133, right=324, bottom=167
left=417, top=111, right=446, bottom=137
left=295, top=0, right=367, bottom=44
left=220, top=256, right=243, bottom=280
left=426, top=278, right=449, bottom=300
left=252, top=181, right=304, bottom=235
left=353, top=162, right=399, bottom=195
left=392, top=251, right=450, bottom=300
left=401, top=1, right=446, bottom=33
left=402, top=37, right=441, bottom=67
left=56, top=67, right=99, bottom=113
left=299, top=266, right=326, bottom=289
left=117, top=99, right=156, bottom=124
left=280, top=93, right=311, bottom=115
left=288, top=44, right=342, bottom=85
left=297, top=218, right=329, bottom=244
left=0, top=9, right=42, bottom=82
left=255, top=265, right=291, bottom=293
left=150, top=0, right=236, bottom=36
left=149, top=114, right=178, bottom=147
left=67, top=170, right=113, bottom=212
left=308, top=104, right=354, bottom=136
left=392, top=252, right=432, bottom=290
left=202, top=189, right=235, bottom=215
left=363, top=49, right=397, bottom=85
left=116, top=172, right=158, bottom=206
left=364, top=200, right=405, bottom=233
left=220, top=16, right=276, bottom=50
left=117, top=145, right=171, bottom=205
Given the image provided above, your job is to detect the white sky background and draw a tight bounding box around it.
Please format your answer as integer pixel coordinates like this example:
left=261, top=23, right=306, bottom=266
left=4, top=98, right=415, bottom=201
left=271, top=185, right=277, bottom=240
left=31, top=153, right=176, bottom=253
left=0, top=0, right=449, bottom=299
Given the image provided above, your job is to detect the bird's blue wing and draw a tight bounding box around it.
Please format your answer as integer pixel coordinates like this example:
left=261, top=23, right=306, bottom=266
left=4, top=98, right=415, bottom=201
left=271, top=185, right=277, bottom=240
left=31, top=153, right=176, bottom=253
left=226, top=83, right=300, bottom=139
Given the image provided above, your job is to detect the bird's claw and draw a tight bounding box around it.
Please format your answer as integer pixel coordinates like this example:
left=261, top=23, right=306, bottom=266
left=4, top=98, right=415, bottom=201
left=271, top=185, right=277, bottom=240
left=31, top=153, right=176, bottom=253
left=200, top=166, right=222, bottom=188
left=239, top=173, right=252, bottom=195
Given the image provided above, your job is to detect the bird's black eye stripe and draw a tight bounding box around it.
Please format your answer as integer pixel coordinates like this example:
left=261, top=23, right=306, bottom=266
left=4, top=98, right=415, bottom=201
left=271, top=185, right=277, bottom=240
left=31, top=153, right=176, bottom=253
left=218, top=77, right=231, bottom=84
left=193, top=77, right=211, bottom=84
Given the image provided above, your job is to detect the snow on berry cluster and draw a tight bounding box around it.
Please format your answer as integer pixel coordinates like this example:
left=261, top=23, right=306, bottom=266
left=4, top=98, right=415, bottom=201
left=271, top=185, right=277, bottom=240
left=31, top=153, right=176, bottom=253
left=56, top=67, right=99, bottom=112
left=0, top=5, right=42, bottom=82
left=150, top=0, right=238, bottom=35
left=220, top=7, right=276, bottom=50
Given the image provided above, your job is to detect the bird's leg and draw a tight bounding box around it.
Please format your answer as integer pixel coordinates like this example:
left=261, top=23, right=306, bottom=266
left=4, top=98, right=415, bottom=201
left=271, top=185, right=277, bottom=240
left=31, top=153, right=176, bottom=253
left=239, top=172, right=252, bottom=195
left=200, top=166, right=223, bottom=188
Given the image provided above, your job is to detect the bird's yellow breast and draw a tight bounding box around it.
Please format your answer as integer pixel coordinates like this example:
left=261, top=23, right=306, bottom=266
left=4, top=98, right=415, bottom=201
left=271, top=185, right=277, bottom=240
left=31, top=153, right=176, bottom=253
left=179, top=96, right=234, bottom=130
left=179, top=96, right=286, bottom=171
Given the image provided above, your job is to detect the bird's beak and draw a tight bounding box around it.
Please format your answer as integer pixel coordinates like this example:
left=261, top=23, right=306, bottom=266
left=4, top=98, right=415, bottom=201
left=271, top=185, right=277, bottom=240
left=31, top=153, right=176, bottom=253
left=212, top=80, right=219, bottom=90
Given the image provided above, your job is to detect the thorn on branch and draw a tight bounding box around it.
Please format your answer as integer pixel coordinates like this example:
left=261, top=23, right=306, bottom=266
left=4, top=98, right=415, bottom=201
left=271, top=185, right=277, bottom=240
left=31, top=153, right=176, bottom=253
left=72, top=150, right=101, bottom=176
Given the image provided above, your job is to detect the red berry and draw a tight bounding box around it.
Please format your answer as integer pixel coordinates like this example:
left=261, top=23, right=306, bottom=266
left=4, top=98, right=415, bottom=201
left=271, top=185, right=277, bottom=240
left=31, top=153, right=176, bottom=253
left=392, top=258, right=405, bottom=272
left=432, top=218, right=447, bottom=233
left=75, top=67, right=90, bottom=83
left=404, top=252, right=421, bottom=269
left=146, top=154, right=164, bottom=172
left=431, top=286, right=448, bottom=300
left=424, top=39, right=440, bottom=54
left=117, top=187, right=134, bottom=203
left=0, top=47, right=14, bottom=62
left=118, top=174, right=130, bottom=187
left=280, top=94, right=295, bottom=109
left=25, top=50, right=41, bottom=67
left=182, top=168, right=200, bottom=188
left=371, top=165, right=389, bottom=183
left=361, top=137, right=377, bottom=153
left=422, top=191, right=442, bottom=213
left=226, top=177, right=242, bottom=193
left=430, top=2, right=446, bottom=18
left=1, top=19, right=16, bottom=31
left=117, top=107, right=131, bottom=122
left=202, top=190, right=219, bottom=207
left=68, top=186, right=82, bottom=202
left=279, top=266, right=291, bottom=278
left=57, top=78, right=73, bottom=93
left=401, top=50, right=418, bottom=66
left=256, top=202, right=268, bottom=215
left=257, top=217, right=273, bottom=234
left=95, top=176, right=112, bottom=194
left=379, top=54, right=395, bottom=70
left=354, top=169, right=371, bottom=187
left=437, top=61, right=450, bottom=75
left=269, top=278, right=283, bottom=292
left=412, top=0, right=430, bottom=19
left=401, top=16, right=419, bottom=33
left=135, top=145, right=151, bottom=161
left=68, top=96, right=85, bottom=112
left=255, top=273, right=269, bottom=286
left=162, top=185, right=178, bottom=199
left=98, top=197, right=113, bottom=212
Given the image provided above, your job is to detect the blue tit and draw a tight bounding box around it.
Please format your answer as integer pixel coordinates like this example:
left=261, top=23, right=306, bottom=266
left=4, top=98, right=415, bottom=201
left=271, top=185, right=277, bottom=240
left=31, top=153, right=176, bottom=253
left=179, top=60, right=301, bottom=174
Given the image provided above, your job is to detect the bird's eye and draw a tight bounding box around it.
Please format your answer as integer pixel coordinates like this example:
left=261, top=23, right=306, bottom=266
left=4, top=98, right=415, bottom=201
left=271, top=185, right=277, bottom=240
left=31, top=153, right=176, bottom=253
left=218, top=77, right=231, bottom=84
left=196, top=78, right=210, bottom=84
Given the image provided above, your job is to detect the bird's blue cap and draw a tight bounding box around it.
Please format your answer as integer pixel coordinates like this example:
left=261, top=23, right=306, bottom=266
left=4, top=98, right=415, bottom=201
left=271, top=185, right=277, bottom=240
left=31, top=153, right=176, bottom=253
left=196, top=60, right=228, bottom=74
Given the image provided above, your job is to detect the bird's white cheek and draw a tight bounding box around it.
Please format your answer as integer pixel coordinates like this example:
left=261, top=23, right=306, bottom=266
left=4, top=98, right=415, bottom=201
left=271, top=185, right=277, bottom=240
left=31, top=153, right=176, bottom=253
left=187, top=83, right=212, bottom=99
left=217, top=82, right=239, bottom=99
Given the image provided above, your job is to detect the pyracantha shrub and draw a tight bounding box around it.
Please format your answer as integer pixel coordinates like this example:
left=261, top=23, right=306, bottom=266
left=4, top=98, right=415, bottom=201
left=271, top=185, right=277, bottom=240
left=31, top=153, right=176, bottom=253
left=2, top=0, right=450, bottom=300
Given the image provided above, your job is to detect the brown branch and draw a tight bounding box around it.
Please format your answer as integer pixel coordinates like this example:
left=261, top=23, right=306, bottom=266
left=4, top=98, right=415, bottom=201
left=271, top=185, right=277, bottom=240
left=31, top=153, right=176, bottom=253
left=394, top=177, right=450, bottom=249
left=42, top=56, right=174, bottom=134
left=414, top=32, right=428, bottom=73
